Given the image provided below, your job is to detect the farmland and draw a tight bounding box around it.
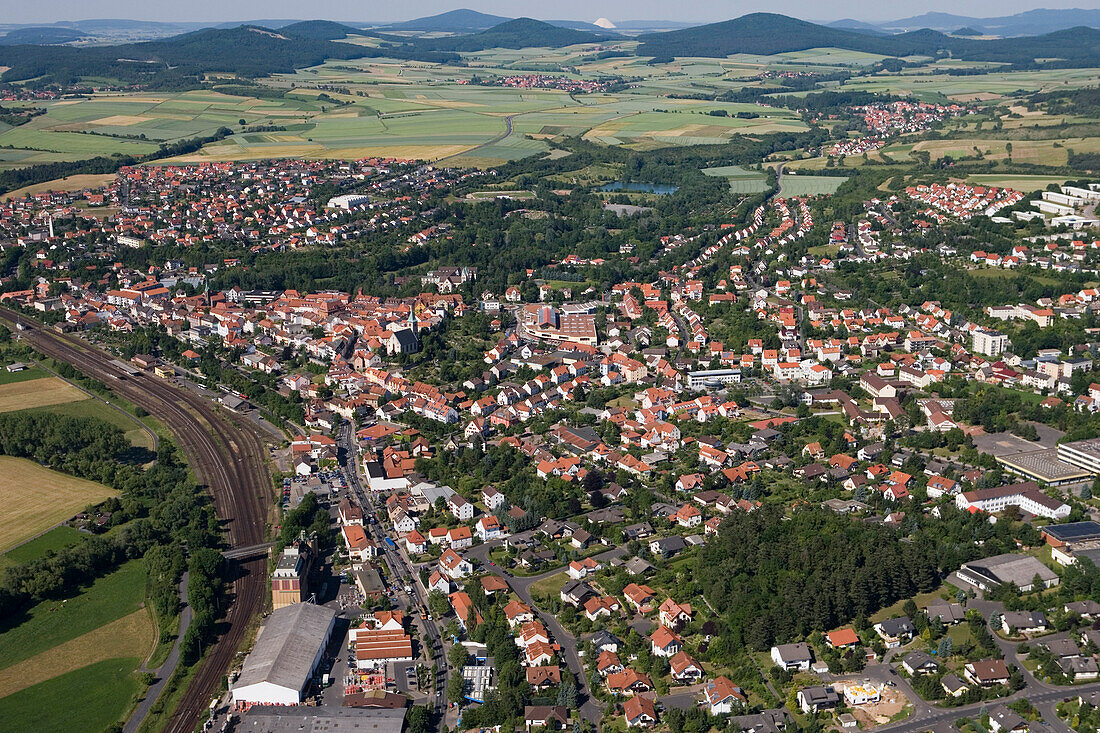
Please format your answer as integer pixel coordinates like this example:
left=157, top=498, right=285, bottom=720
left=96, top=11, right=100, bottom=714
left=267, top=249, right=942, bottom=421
left=779, top=174, right=849, bottom=196
left=0, top=376, right=86, bottom=412
left=702, top=164, right=770, bottom=193
left=0, top=456, right=117, bottom=553
left=0, top=559, right=152, bottom=732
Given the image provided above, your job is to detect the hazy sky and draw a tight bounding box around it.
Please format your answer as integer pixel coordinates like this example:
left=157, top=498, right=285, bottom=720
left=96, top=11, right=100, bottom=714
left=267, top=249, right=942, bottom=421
left=4, top=0, right=1095, bottom=24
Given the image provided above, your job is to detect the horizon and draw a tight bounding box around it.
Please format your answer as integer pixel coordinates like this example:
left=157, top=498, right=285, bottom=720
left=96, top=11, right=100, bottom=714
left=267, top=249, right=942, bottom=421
left=2, top=2, right=1096, bottom=27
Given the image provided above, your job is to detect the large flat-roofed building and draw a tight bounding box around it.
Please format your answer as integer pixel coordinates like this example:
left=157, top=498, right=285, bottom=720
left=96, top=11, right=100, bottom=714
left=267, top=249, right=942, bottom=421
left=687, top=369, right=742, bottom=389
left=232, top=603, right=337, bottom=707
left=239, top=706, right=405, bottom=733
left=956, top=553, right=1060, bottom=593
left=955, top=482, right=1070, bottom=520
left=1057, top=439, right=1100, bottom=476
left=997, top=449, right=1093, bottom=487
left=1043, top=521, right=1100, bottom=567
left=1042, top=521, right=1100, bottom=547
left=520, top=305, right=598, bottom=346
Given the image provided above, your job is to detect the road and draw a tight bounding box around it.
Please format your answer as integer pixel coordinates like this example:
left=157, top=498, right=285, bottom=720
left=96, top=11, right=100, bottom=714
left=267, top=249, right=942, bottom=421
left=125, top=571, right=192, bottom=733
left=335, top=423, right=449, bottom=726
left=468, top=543, right=628, bottom=725
left=0, top=309, right=272, bottom=733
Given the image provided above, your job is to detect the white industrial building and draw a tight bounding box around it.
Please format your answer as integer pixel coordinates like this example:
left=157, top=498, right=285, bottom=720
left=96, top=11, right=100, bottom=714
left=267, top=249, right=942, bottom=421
left=232, top=603, right=337, bottom=707
left=326, top=194, right=370, bottom=210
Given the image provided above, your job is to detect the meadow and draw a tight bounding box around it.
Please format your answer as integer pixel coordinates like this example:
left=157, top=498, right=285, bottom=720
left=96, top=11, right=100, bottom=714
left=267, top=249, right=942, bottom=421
left=702, top=164, right=770, bottom=193
left=0, top=559, right=152, bottom=732
left=0, top=456, right=118, bottom=552
left=779, top=174, right=848, bottom=196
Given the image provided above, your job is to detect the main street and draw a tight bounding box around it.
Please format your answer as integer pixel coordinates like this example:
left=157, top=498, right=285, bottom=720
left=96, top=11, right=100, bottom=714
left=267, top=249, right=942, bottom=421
left=336, top=422, right=450, bottom=727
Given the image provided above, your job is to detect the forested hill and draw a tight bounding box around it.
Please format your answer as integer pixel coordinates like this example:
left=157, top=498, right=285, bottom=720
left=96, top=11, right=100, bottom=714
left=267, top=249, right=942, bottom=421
left=0, top=27, right=86, bottom=45
left=415, top=18, right=616, bottom=52
left=0, top=24, right=461, bottom=87
left=636, top=12, right=1100, bottom=67
left=385, top=8, right=512, bottom=32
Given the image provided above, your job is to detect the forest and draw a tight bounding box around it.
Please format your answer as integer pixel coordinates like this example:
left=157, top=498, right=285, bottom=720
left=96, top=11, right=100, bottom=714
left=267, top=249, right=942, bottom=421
left=695, top=504, right=1038, bottom=650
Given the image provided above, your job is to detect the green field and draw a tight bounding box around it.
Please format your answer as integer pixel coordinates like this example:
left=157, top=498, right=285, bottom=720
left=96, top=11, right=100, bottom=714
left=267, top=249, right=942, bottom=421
left=22, top=397, right=156, bottom=450
left=702, top=164, right=770, bottom=193
left=0, top=559, right=146, bottom=670
left=0, top=657, right=144, bottom=733
left=2, top=526, right=84, bottom=566
left=779, top=174, right=848, bottom=196
left=0, top=366, right=49, bottom=385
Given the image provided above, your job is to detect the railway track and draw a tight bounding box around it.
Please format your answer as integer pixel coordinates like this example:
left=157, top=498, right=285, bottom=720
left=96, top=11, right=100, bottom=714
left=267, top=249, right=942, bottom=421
left=0, top=310, right=271, bottom=733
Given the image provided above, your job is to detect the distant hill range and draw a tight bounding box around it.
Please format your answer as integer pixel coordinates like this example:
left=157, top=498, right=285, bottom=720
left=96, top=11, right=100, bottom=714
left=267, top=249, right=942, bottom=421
left=830, top=8, right=1100, bottom=36
left=636, top=12, right=1100, bottom=66
left=0, top=27, right=87, bottom=45
left=413, top=18, right=616, bottom=52
left=0, top=24, right=385, bottom=86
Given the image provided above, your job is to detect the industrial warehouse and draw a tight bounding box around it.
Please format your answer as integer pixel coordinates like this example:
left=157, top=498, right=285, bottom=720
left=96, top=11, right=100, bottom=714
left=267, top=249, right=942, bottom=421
left=232, top=603, right=339, bottom=707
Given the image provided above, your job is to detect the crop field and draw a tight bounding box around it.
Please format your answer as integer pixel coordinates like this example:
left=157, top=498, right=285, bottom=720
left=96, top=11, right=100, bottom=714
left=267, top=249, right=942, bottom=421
left=0, top=376, right=85, bottom=413
left=0, top=173, right=118, bottom=202
left=0, top=89, right=327, bottom=170
left=835, top=67, right=1100, bottom=100
left=0, top=559, right=151, bottom=732
left=0, top=456, right=118, bottom=552
left=965, top=174, right=1070, bottom=192
left=702, top=165, right=770, bottom=193
left=779, top=174, right=848, bottom=196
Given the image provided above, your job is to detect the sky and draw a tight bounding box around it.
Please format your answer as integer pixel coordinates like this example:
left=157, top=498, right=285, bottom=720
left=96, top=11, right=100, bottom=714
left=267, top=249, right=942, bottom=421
left=2, top=0, right=1096, bottom=25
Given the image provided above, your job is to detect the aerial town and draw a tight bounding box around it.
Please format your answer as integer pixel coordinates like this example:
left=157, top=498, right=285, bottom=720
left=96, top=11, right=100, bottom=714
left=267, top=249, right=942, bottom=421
left=1, top=6, right=1100, bottom=733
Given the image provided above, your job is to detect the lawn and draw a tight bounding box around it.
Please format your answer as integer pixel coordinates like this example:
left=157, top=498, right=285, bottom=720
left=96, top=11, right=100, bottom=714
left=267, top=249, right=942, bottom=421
left=2, top=525, right=84, bottom=565
left=0, top=376, right=85, bottom=412
left=870, top=583, right=961, bottom=623
left=0, top=559, right=146, bottom=670
left=529, top=571, right=568, bottom=602
left=0, top=365, right=49, bottom=385
left=0, top=456, right=117, bottom=553
left=0, top=657, right=144, bottom=733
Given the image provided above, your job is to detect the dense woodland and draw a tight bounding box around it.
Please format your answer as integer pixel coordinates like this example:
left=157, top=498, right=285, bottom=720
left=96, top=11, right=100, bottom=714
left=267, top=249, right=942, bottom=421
left=696, top=505, right=1038, bottom=650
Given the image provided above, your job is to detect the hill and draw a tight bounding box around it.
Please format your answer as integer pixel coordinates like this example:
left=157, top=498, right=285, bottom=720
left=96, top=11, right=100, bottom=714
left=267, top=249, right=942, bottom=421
left=386, top=9, right=511, bottom=32
left=277, top=20, right=364, bottom=40
left=415, top=18, right=614, bottom=52
left=0, top=24, right=374, bottom=86
left=885, top=8, right=1100, bottom=35
left=635, top=13, right=1100, bottom=66
left=0, top=27, right=87, bottom=45
left=825, top=19, right=890, bottom=35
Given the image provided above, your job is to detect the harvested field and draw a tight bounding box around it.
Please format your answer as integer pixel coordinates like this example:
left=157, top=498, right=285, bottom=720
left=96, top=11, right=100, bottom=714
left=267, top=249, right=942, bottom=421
left=0, top=456, right=117, bottom=552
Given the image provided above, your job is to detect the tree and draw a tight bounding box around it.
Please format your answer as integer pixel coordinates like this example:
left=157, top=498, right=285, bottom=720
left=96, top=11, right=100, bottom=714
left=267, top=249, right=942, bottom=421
left=448, top=642, right=469, bottom=670
left=557, top=678, right=577, bottom=708
left=407, top=706, right=432, bottom=733
left=938, top=636, right=953, bottom=658
left=447, top=673, right=466, bottom=704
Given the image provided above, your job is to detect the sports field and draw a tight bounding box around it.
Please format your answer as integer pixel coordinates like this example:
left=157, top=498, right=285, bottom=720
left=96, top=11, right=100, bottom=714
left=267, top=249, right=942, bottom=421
left=0, top=456, right=118, bottom=553
left=0, top=559, right=152, bottom=732
left=0, top=376, right=86, bottom=412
